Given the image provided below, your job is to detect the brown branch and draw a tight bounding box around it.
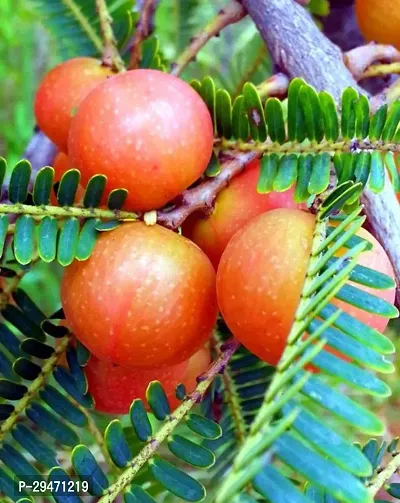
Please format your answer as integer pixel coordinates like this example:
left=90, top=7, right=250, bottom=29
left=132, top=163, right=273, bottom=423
left=241, top=0, right=400, bottom=309
left=170, top=0, right=247, bottom=77
left=157, top=151, right=259, bottom=229
left=128, top=0, right=158, bottom=70
left=96, top=0, right=126, bottom=72
left=344, top=43, right=400, bottom=80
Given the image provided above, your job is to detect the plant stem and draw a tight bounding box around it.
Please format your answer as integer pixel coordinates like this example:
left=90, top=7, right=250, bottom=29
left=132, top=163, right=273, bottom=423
left=128, top=0, right=159, bottom=70
left=97, top=338, right=240, bottom=503
left=0, top=203, right=138, bottom=221
left=61, top=0, right=103, bottom=52
left=362, top=62, right=400, bottom=80
left=367, top=451, right=400, bottom=496
left=96, top=0, right=125, bottom=71
left=171, top=0, right=246, bottom=77
left=0, top=336, right=69, bottom=445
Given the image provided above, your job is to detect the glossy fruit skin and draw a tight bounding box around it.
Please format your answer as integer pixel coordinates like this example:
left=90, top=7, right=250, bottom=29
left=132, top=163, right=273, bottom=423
left=51, top=153, right=85, bottom=205
left=68, top=69, right=214, bottom=212
left=355, top=0, right=400, bottom=49
left=217, top=208, right=395, bottom=366
left=182, top=159, right=304, bottom=268
left=85, top=346, right=211, bottom=415
left=34, top=58, right=114, bottom=152
left=61, top=222, right=218, bottom=368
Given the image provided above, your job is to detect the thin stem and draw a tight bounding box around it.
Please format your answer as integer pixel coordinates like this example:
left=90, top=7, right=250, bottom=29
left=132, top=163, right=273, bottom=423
left=128, top=0, right=158, bottom=70
left=0, top=337, right=69, bottom=445
left=96, top=0, right=126, bottom=72
left=367, top=451, right=400, bottom=496
left=61, top=0, right=103, bottom=52
left=97, top=338, right=240, bottom=503
left=171, top=0, right=246, bottom=77
left=0, top=203, right=138, bottom=221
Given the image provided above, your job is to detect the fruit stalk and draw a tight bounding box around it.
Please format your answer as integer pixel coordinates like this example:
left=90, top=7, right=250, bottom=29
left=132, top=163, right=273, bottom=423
left=96, top=337, right=240, bottom=503
left=241, top=0, right=400, bottom=308
left=128, top=0, right=159, bottom=70
left=95, top=0, right=125, bottom=72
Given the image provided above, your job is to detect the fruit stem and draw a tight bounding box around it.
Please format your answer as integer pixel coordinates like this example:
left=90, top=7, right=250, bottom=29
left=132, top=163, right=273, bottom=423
left=97, top=338, right=240, bottom=503
left=96, top=0, right=126, bottom=72
left=170, top=0, right=246, bottom=77
left=128, top=0, right=159, bottom=70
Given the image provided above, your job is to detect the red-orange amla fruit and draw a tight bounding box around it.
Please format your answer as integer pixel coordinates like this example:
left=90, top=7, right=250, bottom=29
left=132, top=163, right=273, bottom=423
left=355, top=0, right=400, bottom=50
left=85, top=346, right=211, bottom=415
left=51, top=153, right=85, bottom=205
left=68, top=69, right=214, bottom=212
left=34, top=58, right=115, bottom=152
left=182, top=158, right=306, bottom=268
left=217, top=208, right=396, bottom=366
left=61, top=222, right=218, bottom=368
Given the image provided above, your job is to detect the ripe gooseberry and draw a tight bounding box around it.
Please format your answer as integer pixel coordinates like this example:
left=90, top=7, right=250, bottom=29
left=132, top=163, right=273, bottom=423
left=34, top=58, right=115, bottom=152
left=355, top=0, right=400, bottom=50
left=216, top=208, right=396, bottom=366
left=85, top=346, right=211, bottom=415
left=182, top=158, right=305, bottom=268
left=61, top=222, right=218, bottom=368
left=68, top=69, right=214, bottom=212
left=51, top=153, right=85, bottom=205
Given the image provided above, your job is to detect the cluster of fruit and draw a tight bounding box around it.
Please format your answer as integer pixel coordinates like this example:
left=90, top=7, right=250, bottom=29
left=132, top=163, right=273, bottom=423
left=35, top=59, right=395, bottom=415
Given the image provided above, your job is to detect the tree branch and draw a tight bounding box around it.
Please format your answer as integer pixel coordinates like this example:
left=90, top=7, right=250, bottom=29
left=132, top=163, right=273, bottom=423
left=128, top=0, right=159, bottom=70
left=157, top=151, right=259, bottom=229
left=242, top=0, right=400, bottom=307
left=170, top=0, right=247, bottom=77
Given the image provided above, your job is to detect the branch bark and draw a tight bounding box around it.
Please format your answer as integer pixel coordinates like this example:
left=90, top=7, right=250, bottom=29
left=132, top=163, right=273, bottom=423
left=242, top=0, right=400, bottom=306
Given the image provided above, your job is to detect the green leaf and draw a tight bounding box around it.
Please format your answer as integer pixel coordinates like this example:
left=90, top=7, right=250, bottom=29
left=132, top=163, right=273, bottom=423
left=75, top=219, right=99, bottom=261
left=295, top=155, right=313, bottom=203
left=299, top=85, right=324, bottom=142
left=130, top=399, right=152, bottom=442
left=308, top=153, right=331, bottom=194
left=265, top=98, right=285, bottom=143
left=287, top=78, right=307, bottom=142
left=95, top=220, right=120, bottom=232
left=273, top=154, right=298, bottom=192
left=200, top=77, right=216, bottom=128
left=232, top=96, right=249, bottom=141
left=319, top=182, right=363, bottom=220
left=48, top=467, right=84, bottom=503
left=40, top=385, right=88, bottom=427
left=58, top=169, right=81, bottom=207
left=319, top=91, right=339, bottom=142
left=382, top=101, right=400, bottom=141
left=168, top=434, right=215, bottom=468
left=72, top=445, right=109, bottom=496
left=253, top=466, right=311, bottom=503
left=33, top=167, right=54, bottom=205
left=368, top=151, right=385, bottom=193
left=341, top=87, right=358, bottom=139
left=38, top=216, right=58, bottom=262
left=243, top=82, right=267, bottom=142
left=186, top=414, right=222, bottom=439
left=20, top=338, right=54, bottom=359
left=149, top=456, right=206, bottom=502
left=147, top=381, right=170, bottom=420
left=26, top=403, right=80, bottom=446
left=14, top=215, right=35, bottom=265
left=257, top=154, right=278, bottom=194
left=335, top=283, right=398, bottom=318
left=105, top=420, right=132, bottom=468
left=216, top=89, right=232, bottom=139
left=369, top=105, right=387, bottom=141
left=205, top=151, right=221, bottom=177
left=275, top=433, right=371, bottom=503
left=9, top=160, right=31, bottom=203
left=107, top=189, right=128, bottom=210
left=83, top=175, right=107, bottom=208
left=125, top=486, right=157, bottom=503
left=0, top=379, right=27, bottom=399
left=0, top=215, right=9, bottom=258
left=355, top=95, right=370, bottom=139
left=12, top=424, right=57, bottom=469
left=354, top=151, right=371, bottom=186
left=0, top=158, right=7, bottom=196
left=57, top=218, right=80, bottom=266
left=384, top=152, right=400, bottom=192
left=13, top=358, right=41, bottom=380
